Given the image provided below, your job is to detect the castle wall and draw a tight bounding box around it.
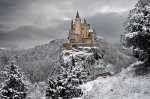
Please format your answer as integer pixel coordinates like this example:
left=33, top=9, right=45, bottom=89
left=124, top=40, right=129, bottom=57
left=63, top=43, right=72, bottom=49
left=69, top=34, right=82, bottom=42
left=63, top=42, right=97, bottom=50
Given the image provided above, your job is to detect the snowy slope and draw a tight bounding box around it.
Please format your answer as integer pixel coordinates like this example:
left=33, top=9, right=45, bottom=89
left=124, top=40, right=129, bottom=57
left=0, top=38, right=135, bottom=83
left=80, top=61, right=150, bottom=99
left=96, top=37, right=136, bottom=74
left=0, top=39, right=64, bottom=82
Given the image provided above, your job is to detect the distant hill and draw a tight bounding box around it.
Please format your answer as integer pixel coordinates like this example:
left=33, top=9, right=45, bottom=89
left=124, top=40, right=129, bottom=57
left=0, top=39, right=64, bottom=83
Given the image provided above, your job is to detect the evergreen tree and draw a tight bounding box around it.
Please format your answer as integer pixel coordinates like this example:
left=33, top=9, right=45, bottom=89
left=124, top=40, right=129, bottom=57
left=46, top=77, right=56, bottom=99
left=123, top=0, right=150, bottom=62
left=94, top=51, right=99, bottom=60
left=71, top=56, right=75, bottom=66
left=46, top=63, right=91, bottom=99
left=0, top=61, right=28, bottom=99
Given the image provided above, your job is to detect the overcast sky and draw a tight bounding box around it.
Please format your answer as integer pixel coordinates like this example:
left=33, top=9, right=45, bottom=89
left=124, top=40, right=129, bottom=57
left=0, top=0, right=137, bottom=48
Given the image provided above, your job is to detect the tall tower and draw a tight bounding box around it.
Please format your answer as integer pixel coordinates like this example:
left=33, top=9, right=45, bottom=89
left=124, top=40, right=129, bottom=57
left=75, top=11, right=81, bottom=34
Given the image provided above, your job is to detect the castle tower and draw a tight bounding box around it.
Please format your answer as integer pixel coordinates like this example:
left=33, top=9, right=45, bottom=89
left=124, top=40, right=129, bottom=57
left=75, top=11, right=81, bottom=34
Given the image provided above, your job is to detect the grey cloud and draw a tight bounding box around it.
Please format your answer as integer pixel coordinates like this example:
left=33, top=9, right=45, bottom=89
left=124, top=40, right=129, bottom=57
left=0, top=12, right=128, bottom=48
left=87, top=12, right=128, bottom=43
left=0, top=0, right=137, bottom=48
left=0, top=0, right=137, bottom=28
left=0, top=20, right=70, bottom=48
left=0, top=24, right=7, bottom=29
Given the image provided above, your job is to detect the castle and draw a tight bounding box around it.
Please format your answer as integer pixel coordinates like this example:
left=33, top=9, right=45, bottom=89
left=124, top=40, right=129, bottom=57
left=63, top=12, right=97, bottom=49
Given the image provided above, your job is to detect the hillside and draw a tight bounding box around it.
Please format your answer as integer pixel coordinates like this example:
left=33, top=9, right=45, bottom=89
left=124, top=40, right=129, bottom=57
left=0, top=38, right=135, bottom=83
left=95, top=37, right=136, bottom=74
left=78, top=61, right=150, bottom=99
left=0, top=39, right=64, bottom=83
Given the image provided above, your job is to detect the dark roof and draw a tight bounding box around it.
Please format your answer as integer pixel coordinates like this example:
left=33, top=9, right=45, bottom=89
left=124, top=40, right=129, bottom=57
left=76, top=11, right=80, bottom=18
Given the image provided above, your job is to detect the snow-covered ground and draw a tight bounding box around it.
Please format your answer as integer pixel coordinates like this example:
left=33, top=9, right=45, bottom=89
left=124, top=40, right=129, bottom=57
left=62, top=48, right=93, bottom=63
left=78, top=61, right=150, bottom=99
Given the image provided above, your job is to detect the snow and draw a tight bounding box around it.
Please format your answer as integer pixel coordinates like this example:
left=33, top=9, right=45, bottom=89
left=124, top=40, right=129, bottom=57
left=80, top=61, right=150, bottom=99
left=89, top=29, right=93, bottom=33
left=142, top=26, right=148, bottom=31
left=26, top=82, right=47, bottom=99
left=62, top=48, right=93, bottom=63
left=125, top=32, right=138, bottom=38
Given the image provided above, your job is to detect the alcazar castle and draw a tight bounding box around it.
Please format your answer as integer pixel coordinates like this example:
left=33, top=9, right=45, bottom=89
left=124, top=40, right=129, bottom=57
left=63, top=12, right=97, bottom=49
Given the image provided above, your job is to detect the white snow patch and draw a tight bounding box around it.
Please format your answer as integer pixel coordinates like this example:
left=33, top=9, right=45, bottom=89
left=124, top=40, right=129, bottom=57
left=62, top=48, right=93, bottom=63
left=89, top=29, right=93, bottom=33
left=125, top=32, right=138, bottom=38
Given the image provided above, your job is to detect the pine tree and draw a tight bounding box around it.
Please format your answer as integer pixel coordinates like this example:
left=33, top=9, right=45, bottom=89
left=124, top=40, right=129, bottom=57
left=46, top=53, right=93, bottom=99
left=123, top=0, right=150, bottom=62
left=94, top=51, right=99, bottom=60
left=71, top=56, right=75, bottom=66
left=46, top=77, right=56, bottom=99
left=0, top=61, right=28, bottom=99
left=46, top=64, right=85, bottom=99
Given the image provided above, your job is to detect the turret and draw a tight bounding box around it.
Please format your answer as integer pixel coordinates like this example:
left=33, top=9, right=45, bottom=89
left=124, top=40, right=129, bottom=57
left=84, top=19, right=86, bottom=24
left=71, top=19, right=73, bottom=29
left=76, top=11, right=80, bottom=18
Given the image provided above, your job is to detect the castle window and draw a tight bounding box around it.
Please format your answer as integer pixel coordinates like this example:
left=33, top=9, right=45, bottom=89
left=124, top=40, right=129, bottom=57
left=88, top=33, right=91, bottom=37
left=72, top=45, right=78, bottom=48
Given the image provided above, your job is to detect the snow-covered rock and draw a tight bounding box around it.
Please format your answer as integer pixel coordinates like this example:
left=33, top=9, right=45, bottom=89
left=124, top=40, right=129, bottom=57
left=62, top=48, right=93, bottom=64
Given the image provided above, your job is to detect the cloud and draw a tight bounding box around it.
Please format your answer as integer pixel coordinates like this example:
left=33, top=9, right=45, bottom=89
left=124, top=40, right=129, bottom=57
left=0, top=12, right=128, bottom=48
left=87, top=12, right=128, bottom=43
left=0, top=0, right=137, bottom=28
left=0, top=0, right=137, bottom=48
left=0, top=20, right=70, bottom=48
left=0, top=24, right=7, bottom=30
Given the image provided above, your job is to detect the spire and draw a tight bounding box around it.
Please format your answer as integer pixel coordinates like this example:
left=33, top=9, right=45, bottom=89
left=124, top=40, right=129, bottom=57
left=71, top=19, right=73, bottom=29
left=71, top=19, right=73, bottom=24
left=84, top=18, right=86, bottom=23
left=76, top=11, right=80, bottom=18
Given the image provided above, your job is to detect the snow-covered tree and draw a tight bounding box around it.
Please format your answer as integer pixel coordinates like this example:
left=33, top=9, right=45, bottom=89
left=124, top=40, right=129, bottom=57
left=93, top=50, right=100, bottom=60
left=45, top=62, right=93, bottom=99
left=123, top=0, right=150, bottom=62
left=71, top=56, right=75, bottom=66
left=0, top=61, right=28, bottom=99
left=46, top=68, right=82, bottom=99
left=46, top=78, right=56, bottom=99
